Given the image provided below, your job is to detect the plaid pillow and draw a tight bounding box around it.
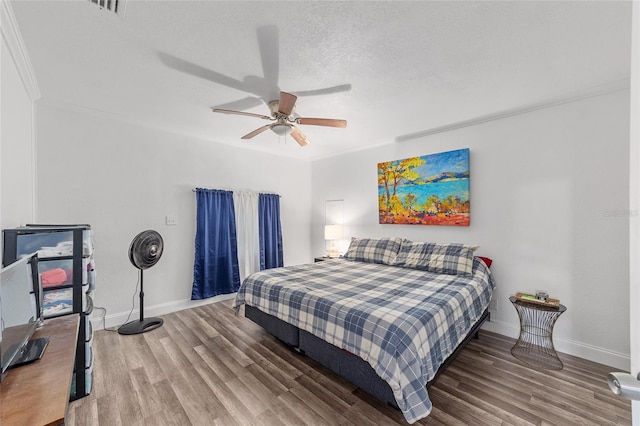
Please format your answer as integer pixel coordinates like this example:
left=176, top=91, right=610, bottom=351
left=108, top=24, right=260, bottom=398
left=392, top=241, right=478, bottom=276
left=343, top=237, right=403, bottom=265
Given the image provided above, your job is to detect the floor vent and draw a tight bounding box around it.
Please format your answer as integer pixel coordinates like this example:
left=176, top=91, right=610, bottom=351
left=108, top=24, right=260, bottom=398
left=88, top=0, right=122, bottom=15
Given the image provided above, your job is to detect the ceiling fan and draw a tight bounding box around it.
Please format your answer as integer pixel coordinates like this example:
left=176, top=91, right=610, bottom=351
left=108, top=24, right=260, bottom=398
left=212, top=91, right=347, bottom=147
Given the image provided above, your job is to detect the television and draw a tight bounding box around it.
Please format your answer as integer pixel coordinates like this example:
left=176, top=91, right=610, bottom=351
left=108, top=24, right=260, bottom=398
left=0, top=253, right=47, bottom=382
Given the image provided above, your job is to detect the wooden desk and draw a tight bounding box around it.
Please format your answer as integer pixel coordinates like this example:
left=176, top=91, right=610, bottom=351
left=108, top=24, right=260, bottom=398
left=0, top=315, right=79, bottom=426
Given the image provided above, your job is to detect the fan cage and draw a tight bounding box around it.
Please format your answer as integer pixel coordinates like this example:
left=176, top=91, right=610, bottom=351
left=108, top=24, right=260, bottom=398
left=129, top=230, right=163, bottom=270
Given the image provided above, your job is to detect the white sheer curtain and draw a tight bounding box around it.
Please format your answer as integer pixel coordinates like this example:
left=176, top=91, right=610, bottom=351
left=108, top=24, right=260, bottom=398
left=233, top=190, right=261, bottom=283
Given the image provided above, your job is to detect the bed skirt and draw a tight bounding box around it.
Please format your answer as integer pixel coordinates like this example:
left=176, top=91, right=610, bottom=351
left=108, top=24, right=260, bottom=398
left=245, top=305, right=490, bottom=408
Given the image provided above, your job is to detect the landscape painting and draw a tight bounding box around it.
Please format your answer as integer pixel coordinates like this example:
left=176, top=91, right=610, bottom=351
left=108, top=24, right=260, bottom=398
left=378, top=148, right=470, bottom=226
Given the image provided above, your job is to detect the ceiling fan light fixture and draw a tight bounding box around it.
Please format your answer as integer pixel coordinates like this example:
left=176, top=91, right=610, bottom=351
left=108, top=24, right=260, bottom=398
left=212, top=90, right=346, bottom=146
left=271, top=123, right=293, bottom=136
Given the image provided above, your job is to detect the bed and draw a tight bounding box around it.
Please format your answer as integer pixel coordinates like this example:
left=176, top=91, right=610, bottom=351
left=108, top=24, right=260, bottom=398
left=233, top=237, right=495, bottom=424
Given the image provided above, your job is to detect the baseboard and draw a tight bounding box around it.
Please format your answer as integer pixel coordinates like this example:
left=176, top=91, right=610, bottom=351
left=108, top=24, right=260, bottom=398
left=482, top=317, right=630, bottom=371
left=91, top=293, right=237, bottom=331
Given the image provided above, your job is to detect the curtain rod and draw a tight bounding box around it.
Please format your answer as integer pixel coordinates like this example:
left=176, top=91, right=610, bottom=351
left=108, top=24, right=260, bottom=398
left=192, top=188, right=281, bottom=197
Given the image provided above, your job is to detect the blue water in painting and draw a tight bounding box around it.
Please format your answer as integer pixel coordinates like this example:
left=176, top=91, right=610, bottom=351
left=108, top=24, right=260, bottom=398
left=378, top=179, right=469, bottom=206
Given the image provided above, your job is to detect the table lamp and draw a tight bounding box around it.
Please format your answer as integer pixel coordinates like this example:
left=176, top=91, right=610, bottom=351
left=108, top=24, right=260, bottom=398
left=324, top=225, right=343, bottom=258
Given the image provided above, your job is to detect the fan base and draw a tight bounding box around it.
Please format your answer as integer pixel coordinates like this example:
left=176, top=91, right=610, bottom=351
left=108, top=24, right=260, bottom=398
left=117, top=317, right=164, bottom=335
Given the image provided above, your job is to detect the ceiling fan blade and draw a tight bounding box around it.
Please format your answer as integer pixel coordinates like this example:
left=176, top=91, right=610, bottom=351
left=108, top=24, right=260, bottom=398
left=290, top=127, right=310, bottom=147
left=257, top=25, right=279, bottom=87
left=293, top=84, right=352, bottom=97
left=158, top=52, right=248, bottom=93
left=296, top=117, right=347, bottom=128
left=278, top=91, right=297, bottom=116
left=160, top=51, right=274, bottom=99
left=211, top=97, right=264, bottom=112
left=241, top=125, right=272, bottom=139
left=212, top=108, right=272, bottom=120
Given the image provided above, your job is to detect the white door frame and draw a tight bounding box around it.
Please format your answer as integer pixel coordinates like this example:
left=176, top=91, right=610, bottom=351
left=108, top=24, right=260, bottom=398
left=630, top=2, right=640, bottom=424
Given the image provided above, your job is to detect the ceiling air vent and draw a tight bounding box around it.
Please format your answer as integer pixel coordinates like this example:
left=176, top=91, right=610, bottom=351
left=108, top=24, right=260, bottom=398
left=88, top=0, right=122, bottom=15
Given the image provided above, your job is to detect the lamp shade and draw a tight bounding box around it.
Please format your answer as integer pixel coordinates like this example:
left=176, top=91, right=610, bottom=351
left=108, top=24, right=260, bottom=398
left=324, top=225, right=343, bottom=240
left=271, top=123, right=293, bottom=136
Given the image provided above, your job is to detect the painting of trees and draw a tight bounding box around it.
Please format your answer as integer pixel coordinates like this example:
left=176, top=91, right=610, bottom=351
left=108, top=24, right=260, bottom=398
left=377, top=149, right=470, bottom=226
left=377, top=157, right=425, bottom=215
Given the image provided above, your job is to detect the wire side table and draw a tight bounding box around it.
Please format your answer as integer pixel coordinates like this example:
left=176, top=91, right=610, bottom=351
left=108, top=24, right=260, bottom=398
left=509, top=296, right=566, bottom=370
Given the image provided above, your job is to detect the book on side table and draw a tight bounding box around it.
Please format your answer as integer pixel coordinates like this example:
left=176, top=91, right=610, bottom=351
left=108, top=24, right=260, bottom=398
left=515, top=292, right=560, bottom=307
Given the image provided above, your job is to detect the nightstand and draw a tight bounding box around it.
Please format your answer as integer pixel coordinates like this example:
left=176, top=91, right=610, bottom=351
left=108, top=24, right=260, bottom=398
left=509, top=296, right=566, bottom=370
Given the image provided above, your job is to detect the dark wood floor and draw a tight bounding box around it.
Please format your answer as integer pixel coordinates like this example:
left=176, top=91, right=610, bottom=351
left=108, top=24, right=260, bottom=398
left=67, top=301, right=631, bottom=425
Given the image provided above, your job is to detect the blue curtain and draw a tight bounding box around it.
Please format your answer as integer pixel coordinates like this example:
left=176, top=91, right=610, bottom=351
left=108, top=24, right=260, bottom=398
left=192, top=189, right=241, bottom=300
left=258, top=193, right=283, bottom=270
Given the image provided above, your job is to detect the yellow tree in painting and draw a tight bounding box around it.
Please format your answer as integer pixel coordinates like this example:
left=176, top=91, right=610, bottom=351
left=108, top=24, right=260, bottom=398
left=377, top=162, right=393, bottom=213
left=403, top=193, right=417, bottom=213
left=377, top=157, right=426, bottom=215
left=424, top=194, right=440, bottom=215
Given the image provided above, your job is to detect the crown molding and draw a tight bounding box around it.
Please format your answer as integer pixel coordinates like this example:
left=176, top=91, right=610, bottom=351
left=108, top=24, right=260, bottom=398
left=1, top=0, right=41, bottom=101
left=395, top=78, right=631, bottom=143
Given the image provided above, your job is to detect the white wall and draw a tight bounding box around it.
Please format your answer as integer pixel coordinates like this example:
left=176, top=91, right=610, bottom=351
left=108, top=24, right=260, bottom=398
left=0, top=11, right=36, bottom=239
left=35, top=103, right=312, bottom=328
left=311, top=90, right=630, bottom=369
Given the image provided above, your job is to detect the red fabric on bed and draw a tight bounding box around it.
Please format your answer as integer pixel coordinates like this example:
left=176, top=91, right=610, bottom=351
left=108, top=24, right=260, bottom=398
left=478, top=256, right=493, bottom=268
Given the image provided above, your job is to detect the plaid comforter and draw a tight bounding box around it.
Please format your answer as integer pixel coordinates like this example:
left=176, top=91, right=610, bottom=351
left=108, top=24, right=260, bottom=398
left=233, top=257, right=495, bottom=423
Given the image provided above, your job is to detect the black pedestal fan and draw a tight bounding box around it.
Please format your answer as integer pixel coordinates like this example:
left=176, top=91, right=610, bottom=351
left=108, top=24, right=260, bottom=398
left=118, top=230, right=164, bottom=335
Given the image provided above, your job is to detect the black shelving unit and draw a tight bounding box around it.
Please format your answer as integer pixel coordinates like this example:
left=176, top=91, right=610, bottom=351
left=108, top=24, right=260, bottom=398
left=2, top=224, right=95, bottom=401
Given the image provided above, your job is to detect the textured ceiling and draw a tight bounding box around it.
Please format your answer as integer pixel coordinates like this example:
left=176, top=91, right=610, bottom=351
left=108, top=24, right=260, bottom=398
left=10, top=1, right=632, bottom=160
